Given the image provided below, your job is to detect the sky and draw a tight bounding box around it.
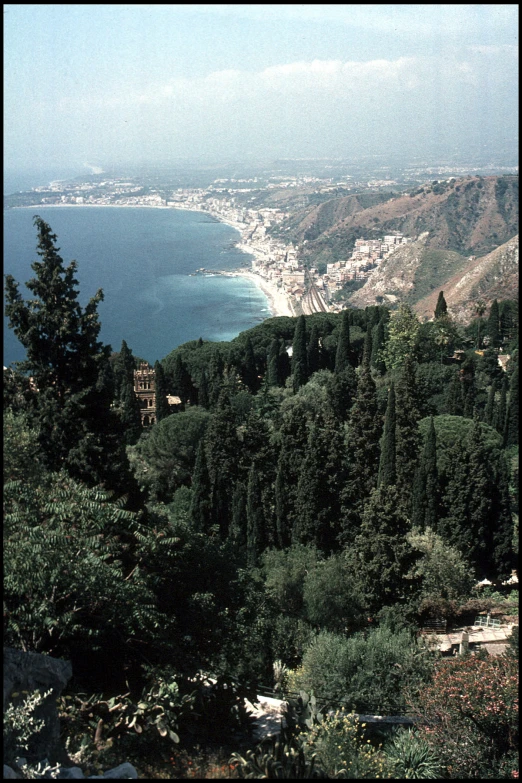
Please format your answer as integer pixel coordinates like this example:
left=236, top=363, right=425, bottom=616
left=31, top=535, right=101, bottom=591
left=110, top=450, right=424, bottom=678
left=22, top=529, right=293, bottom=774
left=3, top=4, right=519, bottom=177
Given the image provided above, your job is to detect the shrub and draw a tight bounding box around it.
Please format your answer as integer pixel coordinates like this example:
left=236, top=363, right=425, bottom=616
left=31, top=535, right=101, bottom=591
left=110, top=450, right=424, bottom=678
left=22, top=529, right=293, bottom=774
left=384, top=728, right=441, bottom=779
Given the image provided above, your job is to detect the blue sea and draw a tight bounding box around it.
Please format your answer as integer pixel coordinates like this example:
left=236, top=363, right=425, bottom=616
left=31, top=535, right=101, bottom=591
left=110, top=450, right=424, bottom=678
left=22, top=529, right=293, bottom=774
left=3, top=206, right=272, bottom=366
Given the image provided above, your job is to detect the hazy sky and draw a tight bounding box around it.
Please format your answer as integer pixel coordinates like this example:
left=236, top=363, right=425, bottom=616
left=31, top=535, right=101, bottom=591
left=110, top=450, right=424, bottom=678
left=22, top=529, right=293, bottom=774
left=4, top=4, right=518, bottom=174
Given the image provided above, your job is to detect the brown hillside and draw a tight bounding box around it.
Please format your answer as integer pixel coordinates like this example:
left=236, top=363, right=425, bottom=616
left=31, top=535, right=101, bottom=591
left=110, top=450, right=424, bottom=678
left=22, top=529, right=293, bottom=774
left=413, top=236, right=519, bottom=323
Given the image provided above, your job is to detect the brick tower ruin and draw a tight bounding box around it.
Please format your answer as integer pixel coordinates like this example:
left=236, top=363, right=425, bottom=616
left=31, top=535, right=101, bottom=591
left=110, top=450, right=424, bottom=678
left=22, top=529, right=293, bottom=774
left=134, top=362, right=156, bottom=426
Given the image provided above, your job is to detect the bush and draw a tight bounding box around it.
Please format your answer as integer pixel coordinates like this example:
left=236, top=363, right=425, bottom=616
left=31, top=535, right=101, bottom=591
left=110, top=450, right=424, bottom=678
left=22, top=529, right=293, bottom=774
left=302, top=710, right=393, bottom=779
left=384, top=728, right=441, bottom=779
left=297, top=627, right=435, bottom=714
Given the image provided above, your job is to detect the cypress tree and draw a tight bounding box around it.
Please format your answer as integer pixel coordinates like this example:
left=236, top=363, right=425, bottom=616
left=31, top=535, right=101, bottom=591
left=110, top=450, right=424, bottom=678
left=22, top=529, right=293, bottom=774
left=208, top=352, right=225, bottom=406
left=491, top=455, right=515, bottom=580
left=378, top=384, right=396, bottom=488
left=334, top=310, right=351, bottom=374
left=278, top=339, right=292, bottom=385
left=371, top=317, right=386, bottom=375
left=118, top=373, right=143, bottom=445
left=487, top=299, right=501, bottom=348
left=395, top=354, right=421, bottom=503
left=362, top=327, right=373, bottom=369
left=325, top=365, right=357, bottom=421
left=154, top=361, right=171, bottom=422
left=294, top=412, right=347, bottom=552
left=229, top=480, right=247, bottom=548
left=495, top=374, right=508, bottom=435
left=292, top=315, right=308, bottom=391
left=267, top=338, right=281, bottom=387
left=198, top=370, right=210, bottom=409
left=434, top=291, right=448, bottom=319
left=274, top=453, right=291, bottom=549
left=346, top=361, right=382, bottom=507
left=113, top=340, right=136, bottom=401
left=307, top=323, right=321, bottom=376
left=445, top=370, right=465, bottom=416
left=466, top=416, right=493, bottom=574
left=484, top=379, right=497, bottom=427
left=205, top=391, right=240, bottom=535
left=504, top=364, right=519, bottom=447
left=190, top=440, right=212, bottom=532
left=412, top=417, right=438, bottom=529
left=242, top=336, right=259, bottom=393
left=246, top=462, right=265, bottom=567
left=172, top=354, right=193, bottom=405
left=461, top=355, right=477, bottom=418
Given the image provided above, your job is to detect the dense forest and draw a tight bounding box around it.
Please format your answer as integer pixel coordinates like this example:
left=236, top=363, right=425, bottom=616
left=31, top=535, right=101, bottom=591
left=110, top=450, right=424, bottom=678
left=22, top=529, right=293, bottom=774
left=4, top=218, right=519, bottom=779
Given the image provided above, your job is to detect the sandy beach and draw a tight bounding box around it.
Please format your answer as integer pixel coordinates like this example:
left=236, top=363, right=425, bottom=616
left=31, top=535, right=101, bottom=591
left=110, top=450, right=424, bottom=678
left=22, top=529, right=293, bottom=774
left=232, top=270, right=295, bottom=319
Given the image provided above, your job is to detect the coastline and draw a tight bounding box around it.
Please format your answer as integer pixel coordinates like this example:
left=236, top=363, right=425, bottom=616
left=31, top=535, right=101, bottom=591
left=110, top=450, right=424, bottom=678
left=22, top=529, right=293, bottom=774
left=12, top=201, right=296, bottom=320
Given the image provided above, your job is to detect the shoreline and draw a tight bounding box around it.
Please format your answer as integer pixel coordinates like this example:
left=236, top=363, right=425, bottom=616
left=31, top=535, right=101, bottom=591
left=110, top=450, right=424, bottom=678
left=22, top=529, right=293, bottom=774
left=13, top=202, right=297, bottom=321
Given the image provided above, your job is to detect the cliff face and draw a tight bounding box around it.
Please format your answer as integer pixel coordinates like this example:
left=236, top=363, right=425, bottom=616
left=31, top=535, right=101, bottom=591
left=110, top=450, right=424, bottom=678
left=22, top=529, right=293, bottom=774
left=413, top=235, right=519, bottom=323
left=277, top=175, right=518, bottom=265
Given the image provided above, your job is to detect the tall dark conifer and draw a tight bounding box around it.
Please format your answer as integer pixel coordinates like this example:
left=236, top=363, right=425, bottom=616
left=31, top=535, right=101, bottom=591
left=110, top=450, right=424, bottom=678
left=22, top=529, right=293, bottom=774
left=307, top=323, right=321, bottom=376
left=335, top=310, right=351, bottom=374
left=412, top=417, right=438, bottom=529
left=484, top=379, right=497, bottom=427
left=487, top=299, right=501, bottom=348
left=504, top=364, right=518, bottom=447
left=445, top=370, right=465, bottom=416
left=267, top=338, right=281, bottom=387
left=198, top=370, right=210, bottom=409
left=346, top=360, right=382, bottom=508
left=434, top=291, right=448, bottom=319
left=371, top=317, right=386, bottom=375
left=378, top=385, right=396, bottom=488
left=292, top=315, right=308, bottom=391
left=246, top=463, right=265, bottom=567
left=205, top=391, right=239, bottom=535
left=190, top=440, right=212, bottom=532
left=495, top=374, right=508, bottom=435
left=242, top=336, right=259, bottom=393
left=154, top=361, right=171, bottom=422
left=395, top=355, right=421, bottom=504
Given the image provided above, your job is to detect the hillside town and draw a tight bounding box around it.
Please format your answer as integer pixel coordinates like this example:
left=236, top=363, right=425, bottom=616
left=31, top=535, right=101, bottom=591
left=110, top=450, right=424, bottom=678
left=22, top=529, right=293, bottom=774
left=9, top=175, right=414, bottom=315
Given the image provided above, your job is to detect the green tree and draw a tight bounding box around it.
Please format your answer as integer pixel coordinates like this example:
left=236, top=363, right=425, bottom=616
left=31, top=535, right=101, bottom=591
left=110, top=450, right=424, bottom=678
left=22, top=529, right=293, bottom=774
left=267, top=338, right=282, bottom=387
left=504, top=363, right=518, bottom=447
left=334, top=310, right=352, bottom=374
left=154, top=360, right=171, bottom=423
left=382, top=304, right=420, bottom=371
left=434, top=291, right=448, bottom=319
left=246, top=462, right=265, bottom=566
left=189, top=440, right=212, bottom=532
left=371, top=316, right=387, bottom=375
left=487, top=298, right=501, bottom=348
left=411, top=417, right=439, bottom=530
left=495, top=374, right=508, bottom=435
left=395, top=355, right=421, bottom=504
left=345, top=361, right=382, bottom=511
left=291, top=315, right=308, bottom=391
left=241, top=336, right=259, bottom=393
left=307, top=323, right=321, bottom=376
left=4, top=217, right=129, bottom=491
left=378, top=384, right=396, bottom=488
left=474, top=299, right=487, bottom=348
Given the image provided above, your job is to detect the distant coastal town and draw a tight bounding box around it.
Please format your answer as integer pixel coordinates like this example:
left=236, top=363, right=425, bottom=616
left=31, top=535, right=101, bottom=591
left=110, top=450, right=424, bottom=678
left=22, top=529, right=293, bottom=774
left=6, top=175, right=413, bottom=319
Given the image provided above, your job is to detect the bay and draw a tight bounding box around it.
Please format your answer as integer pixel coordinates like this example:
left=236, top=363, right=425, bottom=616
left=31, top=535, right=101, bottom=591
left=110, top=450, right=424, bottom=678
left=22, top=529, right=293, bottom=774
left=3, top=206, right=271, bottom=366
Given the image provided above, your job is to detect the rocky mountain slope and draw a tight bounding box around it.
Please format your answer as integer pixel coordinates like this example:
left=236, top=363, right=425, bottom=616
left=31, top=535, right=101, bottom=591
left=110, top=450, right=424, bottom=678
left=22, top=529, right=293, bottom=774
left=413, top=235, right=519, bottom=323
left=275, top=175, right=518, bottom=265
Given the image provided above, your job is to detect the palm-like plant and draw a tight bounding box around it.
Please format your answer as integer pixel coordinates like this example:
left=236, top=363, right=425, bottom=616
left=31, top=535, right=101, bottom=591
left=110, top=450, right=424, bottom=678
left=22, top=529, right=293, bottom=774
left=384, top=728, right=441, bottom=779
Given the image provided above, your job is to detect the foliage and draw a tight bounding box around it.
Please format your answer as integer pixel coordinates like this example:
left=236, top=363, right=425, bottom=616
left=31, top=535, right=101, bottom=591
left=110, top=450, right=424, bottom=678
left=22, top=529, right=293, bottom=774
left=414, top=654, right=519, bottom=779
left=3, top=409, right=47, bottom=485
left=382, top=304, right=420, bottom=371
left=297, top=626, right=434, bottom=714
left=407, top=528, right=475, bottom=604
left=231, top=727, right=329, bottom=779
left=302, top=710, right=394, bottom=779
left=4, top=688, right=51, bottom=766
left=127, top=407, right=211, bottom=502
left=3, top=472, right=166, bottom=663
left=384, top=728, right=441, bottom=779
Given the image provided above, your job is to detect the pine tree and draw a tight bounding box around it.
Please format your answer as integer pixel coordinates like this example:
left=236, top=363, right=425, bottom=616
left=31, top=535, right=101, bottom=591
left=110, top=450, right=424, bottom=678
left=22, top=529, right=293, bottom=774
left=307, top=323, right=321, bottom=376
left=434, top=291, right=448, bottom=319
left=378, top=385, right=396, bottom=488
left=325, top=365, right=357, bottom=421
left=205, top=391, right=240, bottom=535
left=461, top=355, right=477, bottom=419
left=504, top=363, right=518, bottom=447
left=154, top=361, right=171, bottom=422
left=466, top=416, right=493, bottom=574
left=229, top=480, right=247, bottom=548
left=334, top=310, right=351, bottom=374
left=274, top=404, right=309, bottom=547
left=171, top=354, right=193, bottom=405
left=4, top=217, right=129, bottom=489
left=112, top=340, right=136, bottom=401
left=292, top=315, right=308, bottom=391
left=487, top=299, right=501, bottom=348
